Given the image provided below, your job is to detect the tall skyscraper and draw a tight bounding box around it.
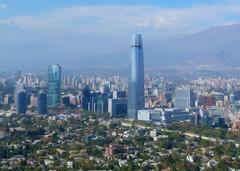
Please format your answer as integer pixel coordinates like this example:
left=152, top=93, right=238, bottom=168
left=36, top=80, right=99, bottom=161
left=89, top=91, right=101, bottom=112
left=82, top=86, right=91, bottom=111
left=14, top=81, right=25, bottom=105
left=48, top=64, right=61, bottom=107
left=128, top=34, right=145, bottom=120
left=96, top=93, right=109, bottom=113
left=37, top=90, right=48, bottom=114
left=16, top=91, right=27, bottom=114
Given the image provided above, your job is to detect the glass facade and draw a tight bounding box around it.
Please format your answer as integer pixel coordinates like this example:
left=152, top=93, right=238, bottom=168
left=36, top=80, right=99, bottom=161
left=96, top=93, right=109, bottom=113
left=17, top=91, right=27, bottom=114
left=48, top=64, right=61, bottom=107
left=37, top=90, right=48, bottom=114
left=174, top=89, right=195, bottom=108
left=82, top=86, right=91, bottom=111
left=128, top=34, right=145, bottom=119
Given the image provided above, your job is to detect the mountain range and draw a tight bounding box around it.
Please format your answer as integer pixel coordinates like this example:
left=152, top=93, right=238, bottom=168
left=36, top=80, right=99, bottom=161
left=1, top=22, right=240, bottom=71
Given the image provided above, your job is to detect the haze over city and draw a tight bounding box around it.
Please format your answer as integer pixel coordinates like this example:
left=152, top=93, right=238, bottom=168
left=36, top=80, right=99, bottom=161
left=1, top=0, right=240, bottom=71
left=1, top=1, right=240, bottom=170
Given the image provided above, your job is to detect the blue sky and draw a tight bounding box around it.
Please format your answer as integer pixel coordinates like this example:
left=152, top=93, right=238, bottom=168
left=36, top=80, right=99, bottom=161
left=0, top=0, right=240, bottom=70
left=0, top=0, right=232, bottom=17
left=0, top=0, right=240, bottom=35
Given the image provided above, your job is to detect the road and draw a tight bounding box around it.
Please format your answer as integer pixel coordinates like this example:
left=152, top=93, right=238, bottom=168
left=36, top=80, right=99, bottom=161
left=121, top=121, right=239, bottom=147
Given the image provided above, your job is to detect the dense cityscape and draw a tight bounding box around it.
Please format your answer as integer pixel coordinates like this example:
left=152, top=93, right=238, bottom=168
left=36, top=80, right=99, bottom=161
left=0, top=34, right=239, bottom=171
left=2, top=0, right=240, bottom=170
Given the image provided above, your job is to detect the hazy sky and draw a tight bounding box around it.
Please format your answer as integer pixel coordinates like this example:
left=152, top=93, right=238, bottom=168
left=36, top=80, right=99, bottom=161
left=0, top=0, right=240, bottom=35
left=0, top=0, right=240, bottom=71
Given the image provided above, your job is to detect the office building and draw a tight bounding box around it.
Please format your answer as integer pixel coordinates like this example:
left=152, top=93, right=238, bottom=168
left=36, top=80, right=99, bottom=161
left=113, top=91, right=126, bottom=99
left=82, top=86, right=91, bottom=111
left=174, top=88, right=194, bottom=108
left=128, top=34, right=145, bottom=119
left=191, top=113, right=201, bottom=126
left=62, top=95, right=71, bottom=107
left=16, top=91, right=27, bottom=114
left=138, top=110, right=161, bottom=122
left=234, top=90, right=240, bottom=101
left=15, top=81, right=25, bottom=105
left=37, top=90, right=48, bottom=114
left=69, top=95, right=78, bottom=106
left=211, top=92, right=224, bottom=102
left=199, top=109, right=211, bottom=126
left=3, top=94, right=14, bottom=105
left=48, top=64, right=61, bottom=107
left=198, top=94, right=216, bottom=108
left=96, top=93, right=109, bottom=113
left=164, top=92, right=173, bottom=103
left=99, top=84, right=110, bottom=94
left=162, top=108, right=191, bottom=124
left=108, top=98, right=127, bottom=118
left=230, top=94, right=235, bottom=104
left=89, top=91, right=101, bottom=112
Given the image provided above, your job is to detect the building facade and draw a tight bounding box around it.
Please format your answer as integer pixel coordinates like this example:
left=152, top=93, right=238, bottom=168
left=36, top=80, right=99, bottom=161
left=82, top=86, right=91, bottom=111
left=37, top=90, right=48, bottom=114
left=174, top=88, right=195, bottom=108
left=96, top=93, right=109, bottom=113
left=108, top=98, right=127, bottom=118
left=16, top=91, right=27, bottom=114
left=48, top=64, right=61, bottom=107
left=138, top=110, right=161, bottom=122
left=128, top=34, right=145, bottom=119
left=162, top=108, right=191, bottom=124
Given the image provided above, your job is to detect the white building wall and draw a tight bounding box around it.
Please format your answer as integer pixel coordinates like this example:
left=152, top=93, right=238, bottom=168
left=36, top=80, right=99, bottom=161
left=138, top=110, right=151, bottom=121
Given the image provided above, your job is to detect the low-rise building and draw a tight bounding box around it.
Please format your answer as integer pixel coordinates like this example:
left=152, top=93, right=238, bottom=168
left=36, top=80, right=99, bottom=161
left=162, top=108, right=191, bottom=123
left=138, top=110, right=161, bottom=121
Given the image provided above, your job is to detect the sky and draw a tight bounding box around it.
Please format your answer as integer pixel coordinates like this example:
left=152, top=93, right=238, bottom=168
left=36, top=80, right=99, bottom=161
left=0, top=0, right=240, bottom=35
left=0, top=0, right=240, bottom=71
left=0, top=0, right=231, bottom=17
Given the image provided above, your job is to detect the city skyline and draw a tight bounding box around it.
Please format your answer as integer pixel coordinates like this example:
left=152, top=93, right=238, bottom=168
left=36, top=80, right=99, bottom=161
left=1, top=1, right=240, bottom=170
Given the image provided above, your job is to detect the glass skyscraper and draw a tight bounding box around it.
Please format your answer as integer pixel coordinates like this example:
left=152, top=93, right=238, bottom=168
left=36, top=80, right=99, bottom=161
left=16, top=91, right=27, bottom=114
left=128, top=34, right=145, bottom=120
left=82, top=86, right=91, bottom=111
left=37, top=90, right=48, bottom=114
left=48, top=64, right=61, bottom=107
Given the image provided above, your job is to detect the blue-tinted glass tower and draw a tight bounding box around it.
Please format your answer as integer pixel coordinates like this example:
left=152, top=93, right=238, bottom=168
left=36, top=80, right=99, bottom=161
left=16, top=91, right=27, bottom=114
left=62, top=96, right=71, bottom=107
left=128, top=34, right=145, bottom=120
left=37, top=90, right=48, bottom=114
left=96, top=93, right=109, bottom=113
left=48, top=64, right=61, bottom=107
left=82, top=86, right=91, bottom=111
left=89, top=91, right=101, bottom=112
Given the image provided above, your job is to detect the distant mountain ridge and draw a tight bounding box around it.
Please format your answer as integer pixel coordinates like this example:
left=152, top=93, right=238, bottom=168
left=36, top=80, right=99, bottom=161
left=0, top=22, right=240, bottom=71
left=144, top=23, right=240, bottom=68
